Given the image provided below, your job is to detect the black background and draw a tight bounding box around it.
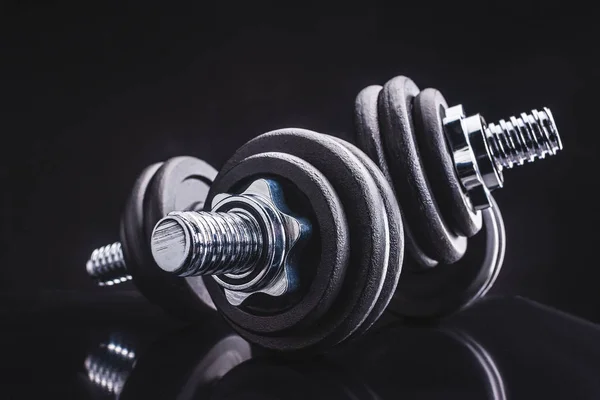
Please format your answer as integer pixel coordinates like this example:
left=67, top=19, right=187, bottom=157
left=1, top=3, right=598, bottom=321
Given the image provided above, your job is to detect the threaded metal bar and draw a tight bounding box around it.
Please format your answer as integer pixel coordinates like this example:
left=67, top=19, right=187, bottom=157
left=151, top=211, right=263, bottom=277
left=485, top=107, right=562, bottom=170
left=86, top=242, right=131, bottom=286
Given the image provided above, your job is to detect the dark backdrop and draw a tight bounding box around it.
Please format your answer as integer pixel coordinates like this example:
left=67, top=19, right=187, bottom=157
left=1, top=3, right=598, bottom=321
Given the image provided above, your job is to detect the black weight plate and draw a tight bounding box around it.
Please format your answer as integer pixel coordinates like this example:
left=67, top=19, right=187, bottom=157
left=120, top=162, right=163, bottom=280
left=127, top=156, right=217, bottom=320
left=388, top=196, right=506, bottom=318
left=413, top=88, right=482, bottom=237
left=205, top=152, right=350, bottom=335
left=205, top=128, right=388, bottom=353
left=378, top=76, right=467, bottom=263
left=354, top=84, right=438, bottom=268
left=332, top=137, right=403, bottom=339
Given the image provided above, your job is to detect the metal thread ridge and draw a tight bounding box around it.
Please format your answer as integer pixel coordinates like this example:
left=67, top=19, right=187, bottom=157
left=175, top=211, right=263, bottom=277
left=84, top=337, right=137, bottom=395
left=485, top=107, right=562, bottom=169
left=86, top=242, right=131, bottom=286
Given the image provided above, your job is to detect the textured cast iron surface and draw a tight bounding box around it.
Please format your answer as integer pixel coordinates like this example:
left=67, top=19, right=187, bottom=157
left=332, top=137, right=404, bottom=339
left=377, top=76, right=466, bottom=263
left=205, top=129, right=390, bottom=353
left=413, top=88, right=482, bottom=237
left=354, top=84, right=437, bottom=268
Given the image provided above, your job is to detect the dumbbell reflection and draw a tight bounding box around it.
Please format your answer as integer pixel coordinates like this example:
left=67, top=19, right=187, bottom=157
left=81, top=297, right=600, bottom=399
left=343, top=325, right=506, bottom=400
left=82, top=322, right=504, bottom=399
left=210, top=324, right=505, bottom=400
left=84, top=333, right=138, bottom=396
left=82, top=323, right=251, bottom=399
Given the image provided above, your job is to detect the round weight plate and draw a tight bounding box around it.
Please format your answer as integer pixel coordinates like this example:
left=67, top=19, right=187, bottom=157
left=124, top=156, right=218, bottom=320
left=332, top=137, right=404, bottom=338
left=120, top=162, right=163, bottom=279
left=378, top=76, right=467, bottom=263
left=204, top=152, right=350, bottom=335
left=354, top=84, right=438, bottom=268
left=413, top=88, right=482, bottom=237
left=388, top=196, right=506, bottom=318
left=205, top=128, right=389, bottom=353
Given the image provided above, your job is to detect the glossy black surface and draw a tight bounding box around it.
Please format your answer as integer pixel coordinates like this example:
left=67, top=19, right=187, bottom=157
left=1, top=294, right=598, bottom=399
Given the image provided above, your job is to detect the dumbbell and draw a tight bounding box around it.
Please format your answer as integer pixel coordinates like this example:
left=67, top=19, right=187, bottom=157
left=85, top=156, right=218, bottom=319
left=147, top=75, right=562, bottom=353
